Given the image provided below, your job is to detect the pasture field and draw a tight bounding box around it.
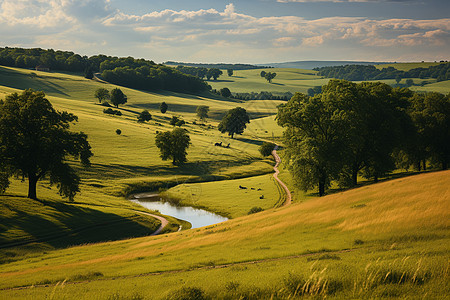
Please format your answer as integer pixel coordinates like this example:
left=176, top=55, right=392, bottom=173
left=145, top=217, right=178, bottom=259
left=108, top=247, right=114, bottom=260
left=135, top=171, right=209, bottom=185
left=374, top=62, right=443, bottom=71
left=0, top=170, right=448, bottom=299
left=410, top=80, right=450, bottom=94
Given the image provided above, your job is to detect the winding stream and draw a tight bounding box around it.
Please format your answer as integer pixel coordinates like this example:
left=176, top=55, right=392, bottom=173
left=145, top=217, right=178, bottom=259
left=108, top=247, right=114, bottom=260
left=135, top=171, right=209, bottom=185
left=131, top=194, right=228, bottom=229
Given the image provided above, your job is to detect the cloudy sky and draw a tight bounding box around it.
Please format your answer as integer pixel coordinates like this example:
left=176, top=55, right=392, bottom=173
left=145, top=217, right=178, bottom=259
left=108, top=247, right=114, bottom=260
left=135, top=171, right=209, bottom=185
left=1, top=0, right=449, bottom=63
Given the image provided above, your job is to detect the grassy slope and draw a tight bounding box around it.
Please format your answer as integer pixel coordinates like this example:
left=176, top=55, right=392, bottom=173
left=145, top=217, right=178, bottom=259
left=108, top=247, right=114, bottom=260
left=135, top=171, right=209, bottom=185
left=0, top=170, right=448, bottom=299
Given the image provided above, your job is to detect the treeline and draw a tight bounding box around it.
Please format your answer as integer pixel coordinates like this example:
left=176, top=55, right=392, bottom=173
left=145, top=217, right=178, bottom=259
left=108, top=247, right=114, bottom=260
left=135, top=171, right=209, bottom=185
left=175, top=66, right=223, bottom=81
left=315, top=63, right=450, bottom=82
left=0, top=47, right=209, bottom=94
left=277, top=79, right=450, bottom=196
left=165, top=61, right=267, bottom=70
left=231, top=91, right=293, bottom=101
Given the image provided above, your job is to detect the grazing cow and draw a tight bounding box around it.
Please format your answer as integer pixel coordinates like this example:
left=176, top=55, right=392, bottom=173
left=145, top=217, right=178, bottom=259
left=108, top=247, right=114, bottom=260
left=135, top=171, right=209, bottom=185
left=214, top=142, right=222, bottom=146
left=225, top=143, right=230, bottom=148
left=239, top=185, right=247, bottom=189
left=259, top=195, right=264, bottom=199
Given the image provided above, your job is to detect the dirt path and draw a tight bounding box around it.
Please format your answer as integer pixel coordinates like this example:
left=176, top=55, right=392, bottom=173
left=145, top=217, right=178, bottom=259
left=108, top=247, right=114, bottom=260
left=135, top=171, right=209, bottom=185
left=133, top=211, right=169, bottom=236
left=272, top=145, right=292, bottom=206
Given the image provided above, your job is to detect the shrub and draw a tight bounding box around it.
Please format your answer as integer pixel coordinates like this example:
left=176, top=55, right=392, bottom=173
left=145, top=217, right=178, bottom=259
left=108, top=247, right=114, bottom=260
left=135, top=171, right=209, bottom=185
left=137, top=110, right=152, bottom=122
left=164, top=287, right=207, bottom=300
left=248, top=206, right=263, bottom=214
left=116, top=129, right=122, bottom=135
left=259, top=142, right=276, bottom=157
left=103, top=108, right=122, bottom=116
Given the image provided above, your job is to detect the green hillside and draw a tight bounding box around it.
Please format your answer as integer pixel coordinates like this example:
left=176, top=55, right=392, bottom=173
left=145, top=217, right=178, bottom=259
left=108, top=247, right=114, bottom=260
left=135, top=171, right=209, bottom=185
left=0, top=171, right=448, bottom=299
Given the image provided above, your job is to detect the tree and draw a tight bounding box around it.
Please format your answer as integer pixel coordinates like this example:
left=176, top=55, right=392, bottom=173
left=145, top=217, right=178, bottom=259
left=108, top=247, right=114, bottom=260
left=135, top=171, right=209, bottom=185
left=94, top=88, right=109, bottom=103
left=155, top=128, right=191, bottom=165
left=395, top=75, right=402, bottom=84
left=260, top=70, right=267, bottom=78
left=227, top=69, right=234, bottom=77
left=220, top=87, right=231, bottom=98
left=265, top=72, right=277, bottom=83
left=137, top=110, right=152, bottom=122
left=170, top=116, right=185, bottom=127
left=0, top=89, right=92, bottom=201
left=196, top=105, right=209, bottom=121
left=218, top=107, right=250, bottom=138
left=277, top=92, right=351, bottom=196
left=160, top=102, right=168, bottom=113
left=84, top=66, right=94, bottom=79
left=259, top=142, right=276, bottom=157
left=207, top=68, right=223, bottom=80
left=406, top=79, right=414, bottom=87
left=110, top=88, right=127, bottom=108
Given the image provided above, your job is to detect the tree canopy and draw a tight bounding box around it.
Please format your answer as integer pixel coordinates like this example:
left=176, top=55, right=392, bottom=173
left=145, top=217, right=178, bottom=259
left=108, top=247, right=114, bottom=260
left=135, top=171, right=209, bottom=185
left=160, top=102, right=168, bottom=113
left=0, top=89, right=92, bottom=201
left=265, top=72, right=277, bottom=83
left=155, top=128, right=191, bottom=165
left=196, top=105, right=209, bottom=121
left=110, top=88, right=127, bottom=108
left=94, top=88, right=110, bottom=103
left=220, top=87, right=231, bottom=98
left=137, top=110, right=152, bottom=122
left=218, top=107, right=250, bottom=138
left=227, top=69, right=234, bottom=77
left=259, top=142, right=276, bottom=157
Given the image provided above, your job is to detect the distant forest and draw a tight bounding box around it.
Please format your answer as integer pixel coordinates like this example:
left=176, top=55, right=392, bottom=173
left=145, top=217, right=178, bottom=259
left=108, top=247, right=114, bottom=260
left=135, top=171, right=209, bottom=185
left=315, top=63, right=450, bottom=82
left=0, top=47, right=209, bottom=94
left=164, top=61, right=269, bottom=70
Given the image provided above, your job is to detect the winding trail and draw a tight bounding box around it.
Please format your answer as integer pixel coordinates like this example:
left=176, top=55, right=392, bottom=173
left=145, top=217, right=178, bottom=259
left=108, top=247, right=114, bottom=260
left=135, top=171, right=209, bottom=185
left=133, top=210, right=169, bottom=236
left=272, top=145, right=292, bottom=206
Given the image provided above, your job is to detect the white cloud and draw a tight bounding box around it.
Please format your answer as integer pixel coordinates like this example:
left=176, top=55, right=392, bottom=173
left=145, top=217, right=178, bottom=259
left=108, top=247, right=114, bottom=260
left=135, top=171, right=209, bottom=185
left=0, top=2, right=449, bottom=62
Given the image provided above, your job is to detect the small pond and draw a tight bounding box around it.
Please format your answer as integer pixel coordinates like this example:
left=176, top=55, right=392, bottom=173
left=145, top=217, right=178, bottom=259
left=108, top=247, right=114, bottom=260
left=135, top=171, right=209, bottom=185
left=131, top=194, right=228, bottom=229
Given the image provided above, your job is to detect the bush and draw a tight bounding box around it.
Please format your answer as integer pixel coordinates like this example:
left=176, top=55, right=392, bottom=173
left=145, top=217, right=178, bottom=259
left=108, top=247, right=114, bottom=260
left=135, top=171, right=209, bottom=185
left=259, top=142, right=276, bottom=157
left=103, top=108, right=122, bottom=116
left=170, top=116, right=185, bottom=127
left=248, top=206, right=263, bottom=214
left=164, top=287, right=207, bottom=300
left=116, top=129, right=122, bottom=135
left=137, top=110, right=152, bottom=122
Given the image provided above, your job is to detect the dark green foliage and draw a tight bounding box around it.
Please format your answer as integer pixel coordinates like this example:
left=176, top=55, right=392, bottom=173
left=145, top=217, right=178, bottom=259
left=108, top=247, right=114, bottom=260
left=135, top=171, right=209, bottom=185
left=137, top=110, right=152, bottom=122
left=220, top=87, right=231, bottom=98
left=248, top=207, right=264, bottom=214
left=160, top=102, right=168, bottom=113
left=164, top=286, right=207, bottom=300
left=103, top=108, right=122, bottom=116
left=265, top=72, right=277, bottom=83
left=405, top=78, right=414, bottom=86
left=0, top=89, right=92, bottom=201
left=260, top=70, right=266, bottom=78
left=227, top=69, right=233, bottom=77
left=110, top=88, right=127, bottom=108
left=315, top=62, right=450, bottom=81
left=218, top=107, right=250, bottom=138
left=259, top=142, right=276, bottom=157
left=206, top=68, right=223, bottom=80
left=84, top=66, right=94, bottom=79
left=94, top=88, right=110, bottom=103
left=116, top=129, right=122, bottom=135
left=170, top=116, right=185, bottom=127
left=166, top=61, right=264, bottom=70
left=196, top=105, right=209, bottom=121
left=307, top=86, right=322, bottom=96
left=155, top=128, right=191, bottom=165
left=232, top=91, right=293, bottom=101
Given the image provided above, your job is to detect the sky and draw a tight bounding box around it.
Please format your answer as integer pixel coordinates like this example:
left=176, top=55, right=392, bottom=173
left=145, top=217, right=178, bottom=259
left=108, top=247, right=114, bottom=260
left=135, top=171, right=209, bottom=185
left=0, top=0, right=449, bottom=64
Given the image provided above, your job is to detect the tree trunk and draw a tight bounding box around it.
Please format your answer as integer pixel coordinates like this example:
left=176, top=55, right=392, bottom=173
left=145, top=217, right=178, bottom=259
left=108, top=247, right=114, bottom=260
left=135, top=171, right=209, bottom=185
left=318, top=172, right=326, bottom=197
left=28, top=173, right=38, bottom=200
left=373, top=174, right=379, bottom=183
left=442, top=160, right=448, bottom=170
left=352, top=165, right=358, bottom=186
left=415, top=160, right=421, bottom=171
left=230, top=132, right=234, bottom=139
left=422, top=159, right=426, bottom=171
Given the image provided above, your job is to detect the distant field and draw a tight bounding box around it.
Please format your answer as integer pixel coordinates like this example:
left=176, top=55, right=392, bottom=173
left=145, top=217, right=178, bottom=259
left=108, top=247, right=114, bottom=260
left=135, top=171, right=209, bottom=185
left=1, top=170, right=448, bottom=299
left=208, top=68, right=329, bottom=94
left=374, top=62, right=443, bottom=71
left=410, top=80, right=450, bottom=94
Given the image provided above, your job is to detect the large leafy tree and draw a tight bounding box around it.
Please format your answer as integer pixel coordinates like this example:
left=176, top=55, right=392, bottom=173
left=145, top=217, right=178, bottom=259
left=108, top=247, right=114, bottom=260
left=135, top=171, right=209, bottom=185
left=110, top=88, right=127, bottom=108
left=218, top=107, right=250, bottom=138
left=94, top=88, right=110, bottom=103
left=277, top=92, right=350, bottom=196
left=160, top=102, right=168, bottom=113
left=409, top=92, right=450, bottom=170
left=155, top=128, right=190, bottom=165
left=196, top=105, right=209, bottom=122
left=0, top=89, right=92, bottom=201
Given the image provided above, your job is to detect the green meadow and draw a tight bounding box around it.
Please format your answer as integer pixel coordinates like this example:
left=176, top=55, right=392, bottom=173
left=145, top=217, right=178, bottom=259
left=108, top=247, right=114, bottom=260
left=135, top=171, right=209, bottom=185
left=0, top=64, right=449, bottom=299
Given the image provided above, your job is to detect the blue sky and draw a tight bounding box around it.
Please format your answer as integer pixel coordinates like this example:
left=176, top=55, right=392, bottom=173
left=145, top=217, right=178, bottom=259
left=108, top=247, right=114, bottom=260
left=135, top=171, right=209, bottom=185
left=1, top=0, right=449, bottom=63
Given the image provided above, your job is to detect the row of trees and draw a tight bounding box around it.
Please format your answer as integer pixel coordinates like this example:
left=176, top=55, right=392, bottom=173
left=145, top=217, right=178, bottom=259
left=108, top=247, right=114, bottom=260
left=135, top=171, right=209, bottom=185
left=231, top=91, right=293, bottom=101
left=94, top=88, right=127, bottom=108
left=0, top=47, right=210, bottom=94
left=315, top=63, right=450, bottom=82
left=175, top=66, right=223, bottom=81
left=278, top=80, right=450, bottom=196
